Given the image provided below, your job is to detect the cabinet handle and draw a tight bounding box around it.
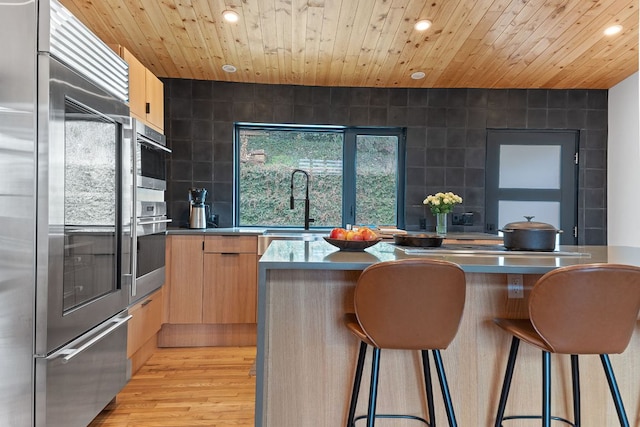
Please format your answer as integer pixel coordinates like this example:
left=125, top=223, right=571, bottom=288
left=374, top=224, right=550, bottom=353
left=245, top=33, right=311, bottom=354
left=141, top=299, right=153, bottom=307
left=220, top=252, right=239, bottom=256
left=146, top=102, right=150, bottom=114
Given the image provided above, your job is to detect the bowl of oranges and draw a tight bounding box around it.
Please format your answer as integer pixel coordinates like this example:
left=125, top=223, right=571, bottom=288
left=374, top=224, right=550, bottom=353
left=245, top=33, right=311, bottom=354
left=324, top=226, right=381, bottom=251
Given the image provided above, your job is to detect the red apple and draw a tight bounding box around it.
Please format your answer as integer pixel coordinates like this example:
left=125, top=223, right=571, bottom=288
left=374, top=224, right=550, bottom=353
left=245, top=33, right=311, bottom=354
left=329, top=227, right=347, bottom=239
left=359, top=228, right=378, bottom=241
left=350, top=232, right=364, bottom=241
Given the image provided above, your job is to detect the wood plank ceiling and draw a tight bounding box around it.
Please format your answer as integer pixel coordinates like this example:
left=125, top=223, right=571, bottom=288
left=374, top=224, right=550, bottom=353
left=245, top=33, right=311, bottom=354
left=61, top=0, right=638, bottom=89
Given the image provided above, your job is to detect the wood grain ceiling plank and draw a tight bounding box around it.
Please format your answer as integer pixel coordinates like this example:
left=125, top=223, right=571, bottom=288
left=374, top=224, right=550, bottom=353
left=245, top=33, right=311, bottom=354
left=274, top=0, right=294, bottom=84
left=79, top=0, right=179, bottom=78
left=411, top=0, right=496, bottom=88
left=326, top=0, right=361, bottom=87
left=443, top=0, right=530, bottom=87
left=302, top=5, right=325, bottom=85
left=290, top=0, right=311, bottom=85
left=336, top=0, right=379, bottom=86
left=491, top=0, right=615, bottom=88
left=395, top=0, right=487, bottom=87
left=471, top=0, right=572, bottom=88
left=542, top=12, right=638, bottom=88
left=526, top=0, right=635, bottom=88
left=332, top=1, right=373, bottom=86
left=357, top=0, right=414, bottom=87
left=448, top=0, right=546, bottom=88
left=236, top=0, right=270, bottom=84
left=155, top=0, right=202, bottom=79
left=207, top=0, right=251, bottom=83
left=369, top=0, right=448, bottom=87
left=133, top=0, right=195, bottom=78
left=314, top=0, right=342, bottom=86
left=189, top=0, right=229, bottom=81
left=59, top=0, right=638, bottom=89
left=255, top=0, right=280, bottom=85
left=173, top=0, right=220, bottom=80
left=435, top=0, right=515, bottom=87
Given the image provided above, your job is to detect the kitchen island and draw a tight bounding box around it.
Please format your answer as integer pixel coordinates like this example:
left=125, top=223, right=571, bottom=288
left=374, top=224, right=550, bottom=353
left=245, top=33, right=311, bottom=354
left=255, top=241, right=640, bottom=427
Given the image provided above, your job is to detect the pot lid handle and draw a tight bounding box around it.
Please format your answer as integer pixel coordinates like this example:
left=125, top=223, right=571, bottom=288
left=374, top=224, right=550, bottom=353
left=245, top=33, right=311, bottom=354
left=524, top=216, right=534, bottom=222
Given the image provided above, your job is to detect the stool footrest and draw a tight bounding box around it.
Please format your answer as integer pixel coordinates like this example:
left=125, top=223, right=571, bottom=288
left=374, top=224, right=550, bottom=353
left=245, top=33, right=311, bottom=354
left=501, top=415, right=576, bottom=426
left=354, top=413, right=430, bottom=425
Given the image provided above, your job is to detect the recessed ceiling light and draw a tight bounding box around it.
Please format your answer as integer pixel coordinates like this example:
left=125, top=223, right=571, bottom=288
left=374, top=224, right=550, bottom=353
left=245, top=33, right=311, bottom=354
left=414, top=20, right=432, bottom=31
left=222, top=64, right=237, bottom=73
left=604, top=24, right=623, bottom=36
left=222, top=10, right=239, bottom=23
left=411, top=71, right=426, bottom=80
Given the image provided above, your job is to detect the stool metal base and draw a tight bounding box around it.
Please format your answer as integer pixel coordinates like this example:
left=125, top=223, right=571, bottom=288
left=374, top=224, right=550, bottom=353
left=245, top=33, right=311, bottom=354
left=353, top=414, right=429, bottom=425
left=495, top=336, right=630, bottom=427
left=346, top=341, right=458, bottom=427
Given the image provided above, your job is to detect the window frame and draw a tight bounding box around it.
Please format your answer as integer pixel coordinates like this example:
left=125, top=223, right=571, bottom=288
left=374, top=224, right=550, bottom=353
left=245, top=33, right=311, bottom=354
left=233, top=123, right=406, bottom=229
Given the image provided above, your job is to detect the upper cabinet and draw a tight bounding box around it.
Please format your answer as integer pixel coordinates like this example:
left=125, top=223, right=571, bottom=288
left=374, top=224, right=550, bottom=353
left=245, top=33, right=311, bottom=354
left=114, top=46, right=164, bottom=132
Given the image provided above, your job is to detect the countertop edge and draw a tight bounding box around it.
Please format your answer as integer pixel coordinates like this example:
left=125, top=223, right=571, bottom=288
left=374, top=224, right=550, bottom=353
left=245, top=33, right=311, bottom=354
left=257, top=241, right=636, bottom=275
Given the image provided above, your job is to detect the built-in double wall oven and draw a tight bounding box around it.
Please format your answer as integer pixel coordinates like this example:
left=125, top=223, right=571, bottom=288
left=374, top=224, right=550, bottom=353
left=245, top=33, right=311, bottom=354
left=132, top=119, right=171, bottom=304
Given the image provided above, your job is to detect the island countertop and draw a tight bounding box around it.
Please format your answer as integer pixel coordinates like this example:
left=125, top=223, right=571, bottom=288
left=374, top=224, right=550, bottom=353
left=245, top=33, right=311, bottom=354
left=258, top=240, right=640, bottom=274
left=255, top=241, right=640, bottom=427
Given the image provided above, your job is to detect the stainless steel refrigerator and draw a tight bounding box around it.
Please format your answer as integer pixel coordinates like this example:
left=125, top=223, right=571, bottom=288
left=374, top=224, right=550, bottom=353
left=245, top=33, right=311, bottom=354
left=0, top=1, right=133, bottom=425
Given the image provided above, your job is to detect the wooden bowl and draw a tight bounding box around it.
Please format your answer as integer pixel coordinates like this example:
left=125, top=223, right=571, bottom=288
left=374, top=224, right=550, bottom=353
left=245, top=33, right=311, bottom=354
left=323, top=237, right=381, bottom=251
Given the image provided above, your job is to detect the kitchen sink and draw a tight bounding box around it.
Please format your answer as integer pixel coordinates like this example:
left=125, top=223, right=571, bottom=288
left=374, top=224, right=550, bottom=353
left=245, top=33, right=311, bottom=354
left=258, top=229, right=328, bottom=255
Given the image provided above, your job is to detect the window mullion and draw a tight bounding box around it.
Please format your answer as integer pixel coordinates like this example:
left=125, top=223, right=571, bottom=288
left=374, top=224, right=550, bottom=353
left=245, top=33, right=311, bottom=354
left=343, top=130, right=356, bottom=226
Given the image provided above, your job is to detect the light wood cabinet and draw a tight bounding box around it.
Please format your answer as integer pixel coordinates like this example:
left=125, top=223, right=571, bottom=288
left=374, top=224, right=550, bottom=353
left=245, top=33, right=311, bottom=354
left=127, top=287, right=163, bottom=374
left=166, top=235, right=257, bottom=324
left=161, top=234, right=258, bottom=346
left=167, top=235, right=204, bottom=324
left=116, top=46, right=164, bottom=132
left=143, top=68, right=164, bottom=131
left=203, top=236, right=257, bottom=324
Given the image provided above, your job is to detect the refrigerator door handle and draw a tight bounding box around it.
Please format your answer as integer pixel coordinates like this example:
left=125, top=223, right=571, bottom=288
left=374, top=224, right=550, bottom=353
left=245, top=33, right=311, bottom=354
left=47, top=315, right=132, bottom=363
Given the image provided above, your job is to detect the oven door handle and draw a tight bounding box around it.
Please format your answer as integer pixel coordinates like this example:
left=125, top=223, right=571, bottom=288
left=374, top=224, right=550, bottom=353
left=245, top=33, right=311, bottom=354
left=50, top=315, right=133, bottom=364
left=138, top=134, right=172, bottom=153
left=137, top=218, right=172, bottom=226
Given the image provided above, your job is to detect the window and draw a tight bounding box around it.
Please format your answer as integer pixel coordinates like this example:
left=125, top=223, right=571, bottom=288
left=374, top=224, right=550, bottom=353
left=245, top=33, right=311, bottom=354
left=235, top=123, right=405, bottom=228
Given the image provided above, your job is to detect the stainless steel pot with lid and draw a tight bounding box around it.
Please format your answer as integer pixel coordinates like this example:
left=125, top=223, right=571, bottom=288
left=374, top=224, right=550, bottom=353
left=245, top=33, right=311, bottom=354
left=499, top=216, right=562, bottom=251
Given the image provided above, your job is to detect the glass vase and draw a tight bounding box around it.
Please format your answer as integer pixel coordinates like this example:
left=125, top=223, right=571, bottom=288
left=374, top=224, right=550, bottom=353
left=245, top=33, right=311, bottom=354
left=435, top=212, right=447, bottom=235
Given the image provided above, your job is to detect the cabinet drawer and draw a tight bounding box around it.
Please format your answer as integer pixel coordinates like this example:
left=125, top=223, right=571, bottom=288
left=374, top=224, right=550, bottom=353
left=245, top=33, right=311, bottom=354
left=127, top=288, right=163, bottom=358
left=204, top=235, right=257, bottom=253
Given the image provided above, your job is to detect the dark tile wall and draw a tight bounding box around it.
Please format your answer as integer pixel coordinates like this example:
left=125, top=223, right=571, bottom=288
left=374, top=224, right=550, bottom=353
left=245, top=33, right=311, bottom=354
left=164, top=80, right=608, bottom=245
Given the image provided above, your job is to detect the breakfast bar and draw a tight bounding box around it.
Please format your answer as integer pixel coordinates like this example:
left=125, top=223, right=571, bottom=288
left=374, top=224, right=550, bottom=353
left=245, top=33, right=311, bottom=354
left=255, top=241, right=640, bottom=427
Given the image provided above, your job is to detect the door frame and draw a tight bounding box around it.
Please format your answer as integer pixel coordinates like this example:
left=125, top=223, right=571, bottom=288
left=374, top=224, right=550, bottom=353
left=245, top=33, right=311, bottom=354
left=485, top=129, right=579, bottom=245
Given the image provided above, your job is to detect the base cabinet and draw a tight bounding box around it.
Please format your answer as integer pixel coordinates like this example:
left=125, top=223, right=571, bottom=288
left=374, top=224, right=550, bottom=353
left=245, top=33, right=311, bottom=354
left=159, top=234, right=258, bottom=346
left=127, top=287, right=163, bottom=375
left=167, top=235, right=204, bottom=324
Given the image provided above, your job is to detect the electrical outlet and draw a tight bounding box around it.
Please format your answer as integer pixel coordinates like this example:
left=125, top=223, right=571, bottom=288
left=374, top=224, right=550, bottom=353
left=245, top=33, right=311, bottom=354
left=451, top=213, right=464, bottom=225
left=507, top=274, right=524, bottom=299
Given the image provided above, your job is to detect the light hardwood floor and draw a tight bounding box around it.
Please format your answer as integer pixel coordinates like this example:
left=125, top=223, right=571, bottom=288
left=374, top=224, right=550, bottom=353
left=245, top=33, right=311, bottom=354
left=89, top=347, right=257, bottom=427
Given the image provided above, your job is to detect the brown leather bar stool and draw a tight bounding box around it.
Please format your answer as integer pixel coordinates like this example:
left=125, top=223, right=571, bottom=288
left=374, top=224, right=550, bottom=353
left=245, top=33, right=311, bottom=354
left=344, top=258, right=466, bottom=427
left=493, top=263, right=640, bottom=427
